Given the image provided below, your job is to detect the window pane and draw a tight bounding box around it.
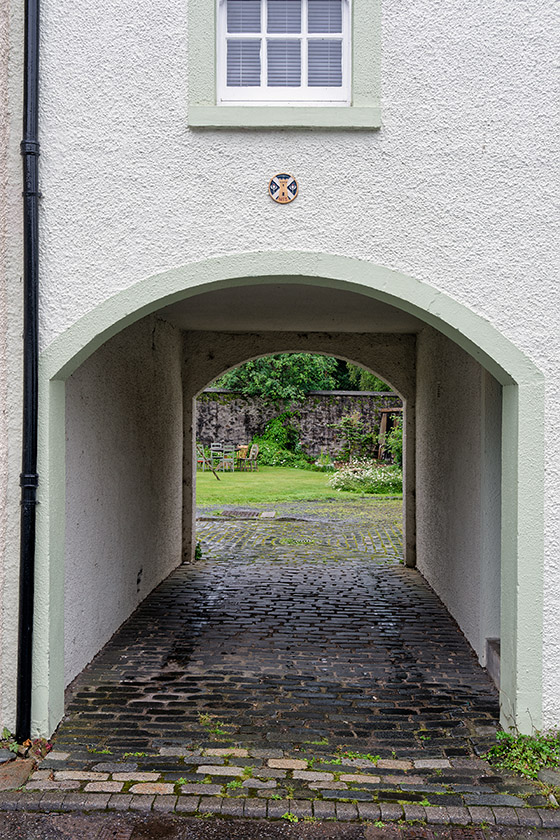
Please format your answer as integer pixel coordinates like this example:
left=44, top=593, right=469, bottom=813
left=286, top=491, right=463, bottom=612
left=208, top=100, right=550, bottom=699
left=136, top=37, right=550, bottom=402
left=267, top=0, right=301, bottom=33
left=308, top=39, right=342, bottom=86
left=227, top=0, right=261, bottom=33
left=267, top=39, right=301, bottom=86
left=308, top=0, right=342, bottom=33
left=227, top=40, right=261, bottom=86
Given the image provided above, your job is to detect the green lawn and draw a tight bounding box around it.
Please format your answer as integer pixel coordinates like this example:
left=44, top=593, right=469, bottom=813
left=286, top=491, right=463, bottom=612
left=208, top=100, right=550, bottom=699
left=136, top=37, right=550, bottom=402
left=196, top=465, right=362, bottom=505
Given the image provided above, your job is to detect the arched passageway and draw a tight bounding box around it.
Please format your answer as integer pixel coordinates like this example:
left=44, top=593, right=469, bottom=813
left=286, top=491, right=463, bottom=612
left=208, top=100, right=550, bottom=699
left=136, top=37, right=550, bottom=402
left=178, top=328, right=416, bottom=568
left=35, top=252, right=544, bottom=741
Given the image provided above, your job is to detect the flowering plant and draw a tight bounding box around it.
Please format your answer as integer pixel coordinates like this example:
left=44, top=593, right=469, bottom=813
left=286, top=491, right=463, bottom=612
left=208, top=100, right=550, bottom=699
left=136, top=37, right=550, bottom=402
left=328, top=459, right=402, bottom=494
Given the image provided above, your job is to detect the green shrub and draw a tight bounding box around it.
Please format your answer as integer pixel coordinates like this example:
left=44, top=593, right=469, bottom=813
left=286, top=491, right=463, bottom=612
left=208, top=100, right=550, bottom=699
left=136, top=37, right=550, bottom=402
left=253, top=438, right=311, bottom=469
left=384, top=417, right=403, bottom=467
left=260, top=412, right=300, bottom=450
left=328, top=460, right=402, bottom=494
left=314, top=449, right=335, bottom=471
left=252, top=411, right=313, bottom=469
left=330, top=413, right=376, bottom=461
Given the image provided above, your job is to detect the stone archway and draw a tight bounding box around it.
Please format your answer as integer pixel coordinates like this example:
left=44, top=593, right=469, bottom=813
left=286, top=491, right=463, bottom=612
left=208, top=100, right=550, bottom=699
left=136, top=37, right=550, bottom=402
left=35, top=251, right=544, bottom=737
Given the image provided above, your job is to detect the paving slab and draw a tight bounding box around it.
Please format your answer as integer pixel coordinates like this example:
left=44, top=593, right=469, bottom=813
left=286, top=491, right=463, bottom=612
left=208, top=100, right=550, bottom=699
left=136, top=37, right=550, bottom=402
left=0, top=759, right=34, bottom=791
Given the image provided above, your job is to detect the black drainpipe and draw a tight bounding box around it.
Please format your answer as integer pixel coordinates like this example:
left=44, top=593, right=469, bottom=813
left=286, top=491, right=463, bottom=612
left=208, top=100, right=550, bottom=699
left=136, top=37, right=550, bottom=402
left=16, top=0, right=40, bottom=743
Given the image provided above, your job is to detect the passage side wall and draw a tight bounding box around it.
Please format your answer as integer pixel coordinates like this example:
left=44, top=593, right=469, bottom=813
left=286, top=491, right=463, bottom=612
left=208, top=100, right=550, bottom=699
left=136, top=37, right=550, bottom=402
left=64, top=316, right=183, bottom=686
left=416, top=327, right=501, bottom=665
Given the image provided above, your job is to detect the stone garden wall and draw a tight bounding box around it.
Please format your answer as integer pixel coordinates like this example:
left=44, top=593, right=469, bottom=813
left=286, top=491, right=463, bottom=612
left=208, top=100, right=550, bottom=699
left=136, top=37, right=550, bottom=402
left=196, top=390, right=402, bottom=457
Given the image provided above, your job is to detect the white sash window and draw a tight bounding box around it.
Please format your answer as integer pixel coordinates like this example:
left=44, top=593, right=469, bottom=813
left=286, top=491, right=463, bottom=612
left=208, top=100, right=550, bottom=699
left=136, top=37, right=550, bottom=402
left=218, top=0, right=351, bottom=105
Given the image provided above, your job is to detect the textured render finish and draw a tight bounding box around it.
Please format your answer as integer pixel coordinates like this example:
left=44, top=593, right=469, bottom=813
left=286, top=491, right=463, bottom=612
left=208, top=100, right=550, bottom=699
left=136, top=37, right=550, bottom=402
left=37, top=1, right=558, bottom=359
left=416, top=328, right=501, bottom=664
left=0, top=0, right=23, bottom=732
left=37, top=0, right=558, bottom=641
left=29, top=0, right=557, bottom=729
left=480, top=371, right=502, bottom=666
left=64, top=317, right=183, bottom=685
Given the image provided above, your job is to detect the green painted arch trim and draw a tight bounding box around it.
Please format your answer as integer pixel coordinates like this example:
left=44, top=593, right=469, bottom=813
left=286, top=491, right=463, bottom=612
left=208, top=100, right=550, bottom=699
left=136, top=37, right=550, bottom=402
left=40, top=251, right=543, bottom=387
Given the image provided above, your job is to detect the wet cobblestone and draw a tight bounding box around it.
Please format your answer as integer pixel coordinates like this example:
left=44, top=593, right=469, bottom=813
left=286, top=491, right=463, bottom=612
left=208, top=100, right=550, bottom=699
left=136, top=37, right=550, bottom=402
left=2, top=500, right=549, bottom=824
left=55, top=500, right=497, bottom=762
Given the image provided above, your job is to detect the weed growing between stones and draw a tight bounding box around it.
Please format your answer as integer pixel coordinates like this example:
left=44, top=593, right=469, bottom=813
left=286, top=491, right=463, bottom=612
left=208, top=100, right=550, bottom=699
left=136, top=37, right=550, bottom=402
left=321, top=748, right=380, bottom=765
left=1, top=728, right=51, bottom=760
left=0, top=730, right=20, bottom=756
left=486, top=730, right=560, bottom=779
left=197, top=713, right=233, bottom=740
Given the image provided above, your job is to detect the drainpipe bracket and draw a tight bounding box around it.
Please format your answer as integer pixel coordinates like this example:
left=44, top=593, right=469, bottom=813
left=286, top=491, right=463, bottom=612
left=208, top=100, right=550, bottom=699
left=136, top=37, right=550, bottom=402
left=20, top=140, right=40, bottom=156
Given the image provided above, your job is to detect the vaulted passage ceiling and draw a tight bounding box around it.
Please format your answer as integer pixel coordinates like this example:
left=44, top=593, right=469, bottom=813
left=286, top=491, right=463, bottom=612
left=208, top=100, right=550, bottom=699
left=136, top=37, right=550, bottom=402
left=158, top=282, right=424, bottom=334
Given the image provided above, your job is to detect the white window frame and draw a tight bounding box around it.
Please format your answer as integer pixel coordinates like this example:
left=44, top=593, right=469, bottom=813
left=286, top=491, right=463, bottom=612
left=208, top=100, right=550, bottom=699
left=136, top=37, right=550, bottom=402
left=217, top=0, right=351, bottom=106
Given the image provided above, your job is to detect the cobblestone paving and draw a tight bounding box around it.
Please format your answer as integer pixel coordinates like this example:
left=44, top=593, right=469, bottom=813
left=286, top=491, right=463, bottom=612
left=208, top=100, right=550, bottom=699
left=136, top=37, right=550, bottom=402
left=197, top=499, right=404, bottom=562
left=6, top=500, right=555, bottom=826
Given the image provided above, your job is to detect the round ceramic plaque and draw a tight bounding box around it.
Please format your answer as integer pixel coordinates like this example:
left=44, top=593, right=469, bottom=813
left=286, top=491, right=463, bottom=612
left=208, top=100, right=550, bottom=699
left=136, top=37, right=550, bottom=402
left=268, top=173, right=298, bottom=204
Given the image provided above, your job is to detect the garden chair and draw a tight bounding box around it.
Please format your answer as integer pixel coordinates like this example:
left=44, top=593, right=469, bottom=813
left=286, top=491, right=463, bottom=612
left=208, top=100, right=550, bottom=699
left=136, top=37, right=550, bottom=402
left=246, top=443, right=259, bottom=471
left=210, top=442, right=223, bottom=470
left=236, top=444, right=249, bottom=470
left=220, top=444, right=236, bottom=472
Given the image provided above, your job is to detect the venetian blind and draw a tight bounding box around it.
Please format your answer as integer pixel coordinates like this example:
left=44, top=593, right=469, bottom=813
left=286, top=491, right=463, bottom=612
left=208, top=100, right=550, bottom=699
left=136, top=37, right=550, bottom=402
left=225, top=0, right=345, bottom=92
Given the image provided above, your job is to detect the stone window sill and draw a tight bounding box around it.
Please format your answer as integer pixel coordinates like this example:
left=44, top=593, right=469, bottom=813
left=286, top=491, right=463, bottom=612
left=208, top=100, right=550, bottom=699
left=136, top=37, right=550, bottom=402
left=188, top=105, right=381, bottom=130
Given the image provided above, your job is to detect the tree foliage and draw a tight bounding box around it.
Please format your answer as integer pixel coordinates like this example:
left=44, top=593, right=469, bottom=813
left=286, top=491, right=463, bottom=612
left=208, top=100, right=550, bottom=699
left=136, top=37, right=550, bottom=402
left=346, top=363, right=392, bottom=392
left=214, top=354, right=338, bottom=401
left=214, top=354, right=392, bottom=400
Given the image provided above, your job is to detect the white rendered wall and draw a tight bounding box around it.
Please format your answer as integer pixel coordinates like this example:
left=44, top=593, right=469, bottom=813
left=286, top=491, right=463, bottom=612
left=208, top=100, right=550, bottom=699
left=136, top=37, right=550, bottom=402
left=416, top=327, right=501, bottom=665
left=64, top=316, right=183, bottom=686
left=0, top=0, right=23, bottom=732
left=36, top=0, right=559, bottom=721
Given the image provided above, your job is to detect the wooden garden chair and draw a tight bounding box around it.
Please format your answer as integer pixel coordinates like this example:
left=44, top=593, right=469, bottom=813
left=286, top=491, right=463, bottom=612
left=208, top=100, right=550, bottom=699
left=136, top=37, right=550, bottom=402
left=246, top=443, right=259, bottom=471
left=236, top=445, right=249, bottom=470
